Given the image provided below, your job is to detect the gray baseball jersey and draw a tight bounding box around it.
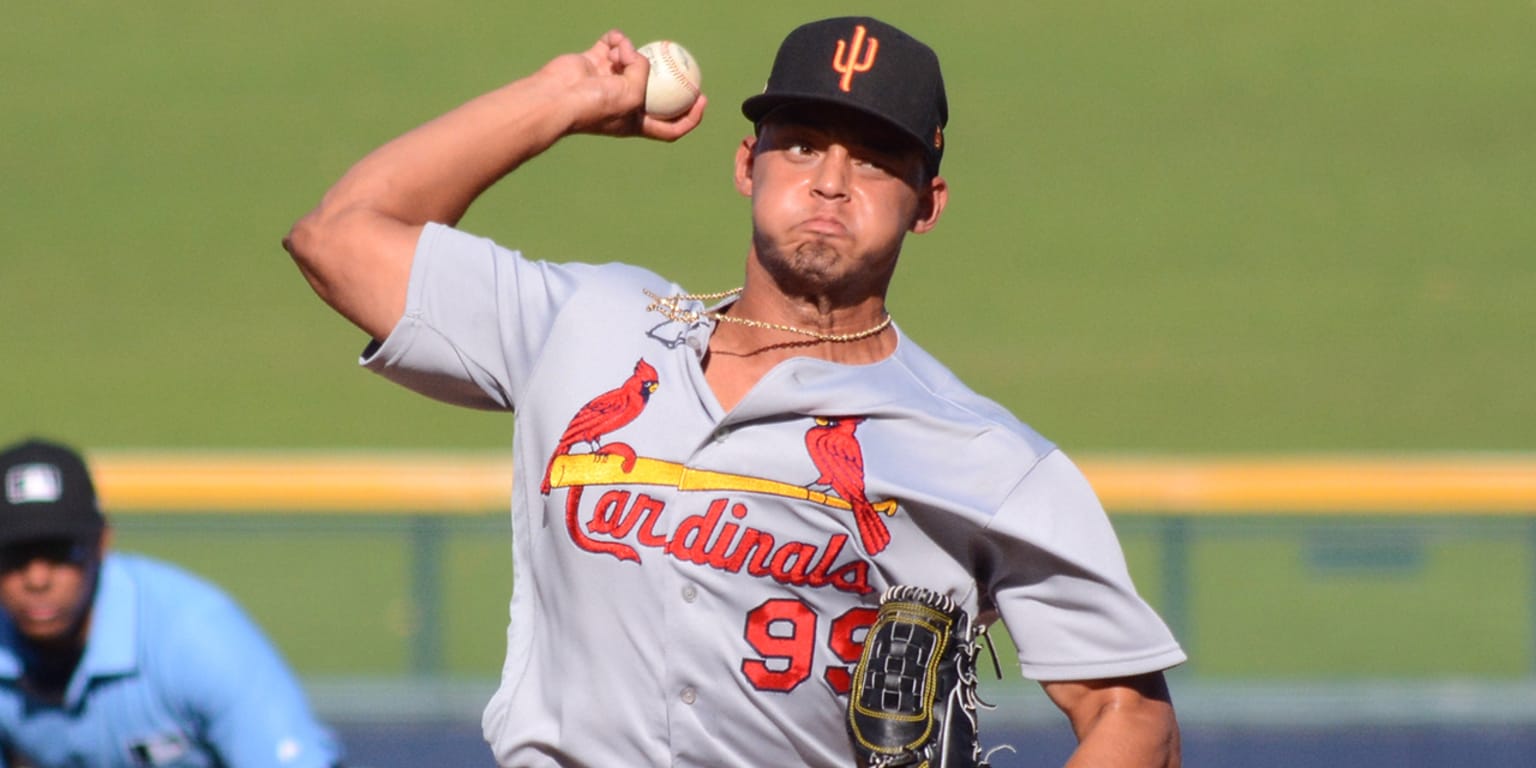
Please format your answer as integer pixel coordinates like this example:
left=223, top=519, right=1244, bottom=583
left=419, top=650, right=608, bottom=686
left=361, top=223, right=1185, bottom=767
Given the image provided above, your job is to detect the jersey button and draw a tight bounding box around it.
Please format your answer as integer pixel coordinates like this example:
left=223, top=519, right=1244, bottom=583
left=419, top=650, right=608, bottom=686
left=680, top=686, right=697, bottom=705
left=713, top=428, right=730, bottom=444
left=681, top=584, right=698, bottom=603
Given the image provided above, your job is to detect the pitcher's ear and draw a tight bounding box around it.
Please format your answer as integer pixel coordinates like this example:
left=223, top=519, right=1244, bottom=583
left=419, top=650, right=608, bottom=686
left=911, top=175, right=948, bottom=234
left=734, top=136, right=759, bottom=196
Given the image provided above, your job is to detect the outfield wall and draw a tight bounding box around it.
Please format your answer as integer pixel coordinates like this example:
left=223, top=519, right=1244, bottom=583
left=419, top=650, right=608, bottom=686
left=91, top=452, right=1536, bottom=732
left=89, top=451, right=1536, bottom=514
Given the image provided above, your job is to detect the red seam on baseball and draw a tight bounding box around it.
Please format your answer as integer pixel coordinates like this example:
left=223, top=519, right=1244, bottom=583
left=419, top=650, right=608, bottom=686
left=656, top=44, right=701, bottom=96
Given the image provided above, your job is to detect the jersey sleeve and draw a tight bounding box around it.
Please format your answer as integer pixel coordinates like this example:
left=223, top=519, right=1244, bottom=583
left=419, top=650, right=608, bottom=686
left=360, top=222, right=597, bottom=411
left=985, top=450, right=1187, bottom=681
left=160, top=594, right=343, bottom=768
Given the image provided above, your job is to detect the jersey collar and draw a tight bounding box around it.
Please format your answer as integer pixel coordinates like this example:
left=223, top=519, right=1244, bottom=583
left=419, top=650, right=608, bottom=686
left=65, top=554, right=140, bottom=705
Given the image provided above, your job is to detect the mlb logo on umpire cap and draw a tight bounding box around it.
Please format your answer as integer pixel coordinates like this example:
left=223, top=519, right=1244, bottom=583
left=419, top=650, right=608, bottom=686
left=741, top=16, right=949, bottom=175
left=5, top=463, right=63, bottom=505
left=0, top=437, right=106, bottom=546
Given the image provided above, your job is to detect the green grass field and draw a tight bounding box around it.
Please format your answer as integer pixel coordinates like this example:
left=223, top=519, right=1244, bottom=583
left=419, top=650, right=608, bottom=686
left=4, top=1, right=1531, bottom=452
left=111, top=512, right=1536, bottom=682
left=4, top=1, right=1534, bottom=688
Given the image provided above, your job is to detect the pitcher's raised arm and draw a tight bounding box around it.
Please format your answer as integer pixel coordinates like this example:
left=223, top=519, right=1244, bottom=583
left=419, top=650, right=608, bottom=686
left=282, top=29, right=706, bottom=339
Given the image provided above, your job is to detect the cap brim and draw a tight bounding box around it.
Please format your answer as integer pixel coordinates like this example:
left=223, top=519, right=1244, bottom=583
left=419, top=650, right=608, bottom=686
left=0, top=514, right=103, bottom=548
left=740, top=92, right=938, bottom=170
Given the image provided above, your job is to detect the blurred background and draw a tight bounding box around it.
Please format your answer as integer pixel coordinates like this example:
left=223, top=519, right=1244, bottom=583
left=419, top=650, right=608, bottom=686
left=3, top=1, right=1532, bottom=765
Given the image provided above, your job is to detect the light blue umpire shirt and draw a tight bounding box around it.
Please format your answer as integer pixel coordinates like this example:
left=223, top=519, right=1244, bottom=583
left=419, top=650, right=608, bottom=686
left=0, top=553, right=342, bottom=767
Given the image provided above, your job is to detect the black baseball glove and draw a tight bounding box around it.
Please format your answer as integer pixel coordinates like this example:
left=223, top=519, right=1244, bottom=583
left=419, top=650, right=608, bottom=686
left=847, top=585, right=999, bottom=768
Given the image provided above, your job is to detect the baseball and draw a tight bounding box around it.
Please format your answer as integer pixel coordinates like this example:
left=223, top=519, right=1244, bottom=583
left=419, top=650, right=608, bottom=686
left=637, top=40, right=702, bottom=119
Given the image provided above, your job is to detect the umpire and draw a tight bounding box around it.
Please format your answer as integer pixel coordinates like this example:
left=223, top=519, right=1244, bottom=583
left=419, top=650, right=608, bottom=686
left=0, top=438, right=344, bottom=768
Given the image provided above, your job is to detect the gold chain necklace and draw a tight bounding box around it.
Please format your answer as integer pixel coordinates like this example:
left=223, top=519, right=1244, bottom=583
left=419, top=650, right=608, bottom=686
left=643, top=287, right=893, bottom=343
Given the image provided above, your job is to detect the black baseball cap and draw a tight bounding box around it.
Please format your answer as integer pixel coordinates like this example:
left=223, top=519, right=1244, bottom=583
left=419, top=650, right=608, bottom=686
left=742, top=17, right=948, bottom=175
left=0, top=438, right=106, bottom=547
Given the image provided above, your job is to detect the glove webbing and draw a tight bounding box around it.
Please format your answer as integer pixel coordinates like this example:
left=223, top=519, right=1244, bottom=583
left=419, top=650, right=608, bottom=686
left=850, top=586, right=992, bottom=768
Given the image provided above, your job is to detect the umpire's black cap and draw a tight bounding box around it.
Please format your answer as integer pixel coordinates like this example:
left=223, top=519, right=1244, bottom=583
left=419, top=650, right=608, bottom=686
left=0, top=438, right=106, bottom=547
left=742, top=17, right=948, bottom=175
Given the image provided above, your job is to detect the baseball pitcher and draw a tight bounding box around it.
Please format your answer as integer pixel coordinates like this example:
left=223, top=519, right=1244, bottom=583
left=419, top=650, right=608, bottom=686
left=286, top=16, right=1185, bottom=767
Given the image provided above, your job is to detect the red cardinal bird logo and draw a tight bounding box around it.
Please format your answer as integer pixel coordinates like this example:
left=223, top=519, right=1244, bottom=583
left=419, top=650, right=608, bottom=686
left=541, top=359, right=660, bottom=494
left=804, top=416, right=891, bottom=555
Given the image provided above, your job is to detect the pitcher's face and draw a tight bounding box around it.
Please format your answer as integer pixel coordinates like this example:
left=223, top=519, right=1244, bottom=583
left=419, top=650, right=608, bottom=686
left=736, top=104, right=945, bottom=300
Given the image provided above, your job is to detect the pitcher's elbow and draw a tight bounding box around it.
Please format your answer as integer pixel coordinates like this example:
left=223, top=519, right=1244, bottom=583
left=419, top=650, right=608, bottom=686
left=282, top=211, right=337, bottom=299
left=283, top=211, right=319, bottom=267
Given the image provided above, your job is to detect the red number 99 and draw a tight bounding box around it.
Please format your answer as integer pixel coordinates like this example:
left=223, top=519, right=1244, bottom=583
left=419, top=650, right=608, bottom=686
left=741, top=598, right=878, bottom=694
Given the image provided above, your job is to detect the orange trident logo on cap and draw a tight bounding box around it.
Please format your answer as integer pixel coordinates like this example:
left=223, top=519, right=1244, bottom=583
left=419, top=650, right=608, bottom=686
left=832, top=24, right=879, bottom=92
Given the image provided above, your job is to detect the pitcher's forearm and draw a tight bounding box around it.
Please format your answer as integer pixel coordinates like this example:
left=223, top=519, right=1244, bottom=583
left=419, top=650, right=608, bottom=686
left=1063, top=702, right=1181, bottom=767
left=1046, top=673, right=1181, bottom=768
left=316, top=71, right=581, bottom=229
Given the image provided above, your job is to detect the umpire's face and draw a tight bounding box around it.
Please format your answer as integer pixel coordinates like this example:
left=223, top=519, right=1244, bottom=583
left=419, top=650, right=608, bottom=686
left=0, top=531, right=105, bottom=647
